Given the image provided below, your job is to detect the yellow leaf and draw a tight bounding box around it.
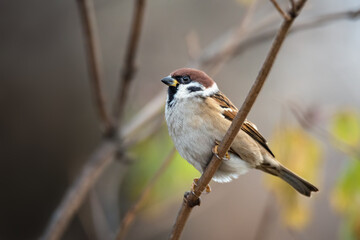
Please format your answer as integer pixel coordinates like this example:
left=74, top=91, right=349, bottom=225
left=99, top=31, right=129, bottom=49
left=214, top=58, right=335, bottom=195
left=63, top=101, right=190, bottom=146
left=331, top=110, right=360, bottom=147
left=265, top=127, right=322, bottom=229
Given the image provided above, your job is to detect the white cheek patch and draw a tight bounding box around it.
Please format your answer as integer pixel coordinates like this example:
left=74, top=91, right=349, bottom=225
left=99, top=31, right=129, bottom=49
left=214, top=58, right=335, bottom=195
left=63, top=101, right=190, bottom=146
left=174, top=82, right=219, bottom=100
left=175, top=82, right=204, bottom=99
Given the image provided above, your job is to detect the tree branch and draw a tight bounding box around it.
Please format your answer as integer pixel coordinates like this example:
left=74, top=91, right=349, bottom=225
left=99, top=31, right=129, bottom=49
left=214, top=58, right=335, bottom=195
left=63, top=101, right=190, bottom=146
left=207, top=0, right=259, bottom=77
left=41, top=141, right=117, bottom=240
left=115, top=147, right=177, bottom=240
left=200, top=8, right=360, bottom=71
left=120, top=92, right=166, bottom=144
left=40, top=91, right=165, bottom=240
left=41, top=0, right=148, bottom=238
left=113, top=0, right=146, bottom=126
left=77, top=0, right=113, bottom=135
left=169, top=1, right=307, bottom=239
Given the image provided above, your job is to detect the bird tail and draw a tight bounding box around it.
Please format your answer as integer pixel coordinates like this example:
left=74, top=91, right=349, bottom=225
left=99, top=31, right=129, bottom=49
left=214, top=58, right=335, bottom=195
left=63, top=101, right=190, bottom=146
left=257, top=163, right=318, bottom=197
left=278, top=166, right=318, bottom=197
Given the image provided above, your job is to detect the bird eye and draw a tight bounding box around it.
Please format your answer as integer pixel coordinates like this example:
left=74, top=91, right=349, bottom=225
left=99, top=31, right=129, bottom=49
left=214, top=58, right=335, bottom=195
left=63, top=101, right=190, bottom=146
left=182, top=76, right=191, bottom=84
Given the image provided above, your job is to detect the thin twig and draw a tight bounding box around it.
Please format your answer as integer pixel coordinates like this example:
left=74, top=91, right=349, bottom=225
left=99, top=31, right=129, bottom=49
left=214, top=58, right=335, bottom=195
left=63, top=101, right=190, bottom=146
left=41, top=141, right=117, bottom=240
left=169, top=1, right=307, bottom=239
left=77, top=0, right=113, bottom=135
left=201, top=8, right=360, bottom=70
left=41, top=1, right=148, bottom=238
left=115, top=147, right=177, bottom=240
left=120, top=91, right=166, bottom=143
left=291, top=8, right=360, bottom=31
left=122, top=115, right=164, bottom=149
left=270, top=0, right=291, bottom=21
left=113, top=0, right=146, bottom=126
left=208, top=0, right=259, bottom=77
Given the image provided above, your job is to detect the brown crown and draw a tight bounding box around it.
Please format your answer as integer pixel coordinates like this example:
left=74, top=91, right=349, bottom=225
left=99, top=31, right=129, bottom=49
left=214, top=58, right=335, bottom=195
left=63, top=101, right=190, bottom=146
left=171, top=68, right=214, bottom=88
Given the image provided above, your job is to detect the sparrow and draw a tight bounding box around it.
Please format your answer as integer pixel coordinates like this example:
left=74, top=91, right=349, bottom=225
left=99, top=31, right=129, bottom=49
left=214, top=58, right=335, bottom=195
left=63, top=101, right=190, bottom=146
left=161, top=68, right=318, bottom=197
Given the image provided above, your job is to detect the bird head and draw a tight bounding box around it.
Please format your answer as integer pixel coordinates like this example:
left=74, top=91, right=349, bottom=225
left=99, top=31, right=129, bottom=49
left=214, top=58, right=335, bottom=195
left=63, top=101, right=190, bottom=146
left=161, top=68, right=219, bottom=105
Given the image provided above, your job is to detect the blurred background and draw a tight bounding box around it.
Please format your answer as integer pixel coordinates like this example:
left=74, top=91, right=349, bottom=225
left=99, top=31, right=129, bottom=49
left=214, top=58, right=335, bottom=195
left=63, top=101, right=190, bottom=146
left=1, top=0, right=360, bottom=239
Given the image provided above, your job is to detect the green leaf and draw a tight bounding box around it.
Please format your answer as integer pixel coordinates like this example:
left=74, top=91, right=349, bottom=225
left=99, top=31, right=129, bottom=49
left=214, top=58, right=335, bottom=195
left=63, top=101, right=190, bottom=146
left=330, top=110, right=360, bottom=239
left=332, top=159, right=360, bottom=240
left=331, top=110, right=360, bottom=147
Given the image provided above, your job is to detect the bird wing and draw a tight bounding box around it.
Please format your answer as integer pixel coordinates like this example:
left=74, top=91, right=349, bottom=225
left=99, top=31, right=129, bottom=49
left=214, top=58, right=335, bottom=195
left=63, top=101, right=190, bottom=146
left=241, top=120, right=275, bottom=157
left=210, top=92, right=275, bottom=157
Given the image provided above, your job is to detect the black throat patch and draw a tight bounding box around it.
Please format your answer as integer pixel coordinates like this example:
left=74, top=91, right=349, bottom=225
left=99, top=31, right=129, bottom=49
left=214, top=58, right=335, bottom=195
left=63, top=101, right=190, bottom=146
left=167, top=86, right=177, bottom=108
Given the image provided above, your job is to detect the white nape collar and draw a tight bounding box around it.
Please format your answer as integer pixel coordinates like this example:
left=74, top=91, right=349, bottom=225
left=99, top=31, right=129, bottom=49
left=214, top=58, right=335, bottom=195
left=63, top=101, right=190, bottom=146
left=203, top=83, right=219, bottom=97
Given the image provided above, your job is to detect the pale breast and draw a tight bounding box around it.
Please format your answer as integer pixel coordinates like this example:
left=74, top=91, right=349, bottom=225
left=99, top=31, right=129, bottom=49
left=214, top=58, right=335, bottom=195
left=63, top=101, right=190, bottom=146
left=165, top=98, right=217, bottom=172
left=165, top=96, right=253, bottom=182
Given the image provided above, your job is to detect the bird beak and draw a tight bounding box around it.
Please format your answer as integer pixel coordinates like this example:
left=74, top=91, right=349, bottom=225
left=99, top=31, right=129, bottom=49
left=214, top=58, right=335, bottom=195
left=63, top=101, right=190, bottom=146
left=161, top=76, right=178, bottom=87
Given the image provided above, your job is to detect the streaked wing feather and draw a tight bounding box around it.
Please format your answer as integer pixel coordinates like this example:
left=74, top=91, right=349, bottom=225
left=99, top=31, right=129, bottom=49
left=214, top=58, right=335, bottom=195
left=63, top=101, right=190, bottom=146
left=210, top=93, right=275, bottom=157
left=242, top=120, right=275, bottom=157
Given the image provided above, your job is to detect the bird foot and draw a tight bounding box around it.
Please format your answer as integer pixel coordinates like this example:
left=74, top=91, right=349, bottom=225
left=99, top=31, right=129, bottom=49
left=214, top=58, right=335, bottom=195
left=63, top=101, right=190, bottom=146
left=192, top=178, right=211, bottom=194
left=212, top=142, right=230, bottom=161
left=184, top=191, right=201, bottom=207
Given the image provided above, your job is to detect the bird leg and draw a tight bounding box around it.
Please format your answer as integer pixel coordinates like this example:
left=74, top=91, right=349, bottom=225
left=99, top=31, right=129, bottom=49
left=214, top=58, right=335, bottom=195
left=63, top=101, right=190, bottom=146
left=212, top=141, right=230, bottom=160
left=192, top=178, right=211, bottom=194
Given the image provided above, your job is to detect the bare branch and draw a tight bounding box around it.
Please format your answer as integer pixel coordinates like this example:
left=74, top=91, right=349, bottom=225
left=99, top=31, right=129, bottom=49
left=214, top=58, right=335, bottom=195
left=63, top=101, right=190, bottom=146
left=41, top=141, right=117, bottom=240
left=270, top=0, right=291, bottom=21
left=207, top=0, right=259, bottom=77
left=120, top=91, right=166, bottom=143
left=40, top=1, right=148, bottom=238
left=209, top=8, right=360, bottom=71
left=122, top=116, right=164, bottom=150
left=40, top=98, right=167, bottom=240
left=169, top=1, right=307, bottom=239
left=77, top=0, right=113, bottom=134
left=115, top=147, right=177, bottom=240
left=113, top=0, right=146, bottom=126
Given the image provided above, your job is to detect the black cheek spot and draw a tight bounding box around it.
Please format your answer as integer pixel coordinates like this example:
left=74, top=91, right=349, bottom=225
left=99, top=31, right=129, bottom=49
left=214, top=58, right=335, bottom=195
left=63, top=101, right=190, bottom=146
left=187, top=86, right=202, bottom=93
